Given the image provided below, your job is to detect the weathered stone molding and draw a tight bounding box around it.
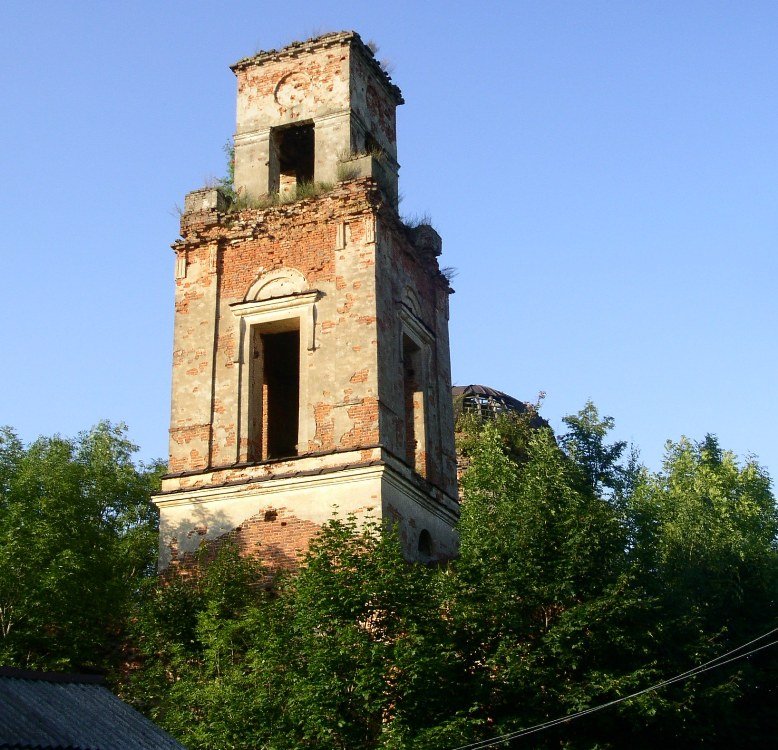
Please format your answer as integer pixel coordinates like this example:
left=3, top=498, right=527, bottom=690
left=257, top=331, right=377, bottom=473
left=244, top=268, right=308, bottom=301
left=231, top=290, right=320, bottom=464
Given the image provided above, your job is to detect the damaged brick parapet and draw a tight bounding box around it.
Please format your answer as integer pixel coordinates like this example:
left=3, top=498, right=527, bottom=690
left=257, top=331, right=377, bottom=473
left=231, top=30, right=403, bottom=106
left=177, top=180, right=452, bottom=290
left=180, top=179, right=381, bottom=234
left=183, top=187, right=229, bottom=215
left=408, top=224, right=442, bottom=258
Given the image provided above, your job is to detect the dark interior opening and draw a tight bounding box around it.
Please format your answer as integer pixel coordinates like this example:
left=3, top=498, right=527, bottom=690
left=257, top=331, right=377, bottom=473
left=275, top=123, right=315, bottom=187
left=403, top=334, right=420, bottom=468
left=418, top=529, right=433, bottom=559
left=262, top=330, right=300, bottom=459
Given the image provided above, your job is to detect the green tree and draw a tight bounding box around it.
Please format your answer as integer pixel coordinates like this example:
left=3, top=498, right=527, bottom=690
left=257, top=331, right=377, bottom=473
left=282, top=517, right=468, bottom=749
left=620, top=435, right=778, bottom=747
left=125, top=543, right=284, bottom=749
left=559, top=400, right=634, bottom=497
left=127, top=520, right=471, bottom=750
left=0, top=422, right=162, bottom=671
left=452, top=412, right=638, bottom=746
left=21, top=404, right=765, bottom=750
left=451, top=409, right=778, bottom=749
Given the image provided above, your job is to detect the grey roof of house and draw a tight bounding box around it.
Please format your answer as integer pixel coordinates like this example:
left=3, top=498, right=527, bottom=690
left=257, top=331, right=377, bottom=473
left=0, top=668, right=186, bottom=750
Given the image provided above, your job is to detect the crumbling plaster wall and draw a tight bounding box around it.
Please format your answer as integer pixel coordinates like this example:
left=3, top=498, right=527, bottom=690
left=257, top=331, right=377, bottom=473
left=157, top=463, right=384, bottom=570
left=232, top=33, right=400, bottom=195
left=168, top=241, right=217, bottom=472
left=168, top=182, right=385, bottom=475
left=374, top=218, right=458, bottom=500
left=380, top=469, right=459, bottom=561
left=157, top=455, right=457, bottom=570
left=161, top=179, right=459, bottom=568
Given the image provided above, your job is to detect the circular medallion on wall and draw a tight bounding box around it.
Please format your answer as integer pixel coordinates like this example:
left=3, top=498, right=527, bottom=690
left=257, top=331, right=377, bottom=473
left=274, top=72, right=311, bottom=108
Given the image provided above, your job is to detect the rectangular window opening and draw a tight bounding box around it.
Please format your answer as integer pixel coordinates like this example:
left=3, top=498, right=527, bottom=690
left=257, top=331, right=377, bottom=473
left=247, top=321, right=300, bottom=461
left=263, top=329, right=300, bottom=459
left=274, top=123, right=315, bottom=196
left=403, top=334, right=426, bottom=476
left=364, top=132, right=385, bottom=160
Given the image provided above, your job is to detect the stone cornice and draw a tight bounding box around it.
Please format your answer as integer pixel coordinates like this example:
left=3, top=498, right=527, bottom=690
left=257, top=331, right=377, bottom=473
left=153, top=461, right=386, bottom=507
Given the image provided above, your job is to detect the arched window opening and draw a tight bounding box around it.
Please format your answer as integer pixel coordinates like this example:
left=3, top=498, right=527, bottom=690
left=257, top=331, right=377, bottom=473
left=418, top=529, right=433, bottom=560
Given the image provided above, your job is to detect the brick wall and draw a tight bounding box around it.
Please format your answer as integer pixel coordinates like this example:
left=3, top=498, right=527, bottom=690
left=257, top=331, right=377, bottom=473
left=169, top=181, right=383, bottom=475
left=166, top=506, right=322, bottom=574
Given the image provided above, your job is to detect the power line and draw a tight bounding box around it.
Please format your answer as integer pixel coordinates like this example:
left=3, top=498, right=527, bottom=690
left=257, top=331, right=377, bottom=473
left=449, top=626, right=778, bottom=750
left=451, top=638, right=778, bottom=750
left=451, top=635, right=778, bottom=750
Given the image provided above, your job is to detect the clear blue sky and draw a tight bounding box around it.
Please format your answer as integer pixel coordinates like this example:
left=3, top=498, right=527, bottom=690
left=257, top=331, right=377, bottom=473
left=1, top=1, right=776, bottom=479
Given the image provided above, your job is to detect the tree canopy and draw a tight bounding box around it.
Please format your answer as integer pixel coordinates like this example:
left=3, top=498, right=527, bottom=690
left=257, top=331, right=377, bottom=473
left=1, top=410, right=776, bottom=748
left=0, top=422, right=162, bottom=671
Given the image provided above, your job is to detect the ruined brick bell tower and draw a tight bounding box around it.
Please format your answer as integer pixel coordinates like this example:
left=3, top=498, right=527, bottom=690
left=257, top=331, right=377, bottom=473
left=153, top=32, right=459, bottom=569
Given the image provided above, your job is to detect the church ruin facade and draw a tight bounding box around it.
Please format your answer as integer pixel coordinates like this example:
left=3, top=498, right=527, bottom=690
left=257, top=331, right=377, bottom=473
left=153, top=31, right=459, bottom=570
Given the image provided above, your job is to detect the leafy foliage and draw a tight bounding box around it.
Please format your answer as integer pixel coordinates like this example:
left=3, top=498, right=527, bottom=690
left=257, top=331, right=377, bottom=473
left=0, top=422, right=162, bottom=671
left=559, top=400, right=631, bottom=495
left=3, top=411, right=777, bottom=748
left=123, top=521, right=471, bottom=749
left=620, top=434, right=778, bottom=746
left=123, top=406, right=777, bottom=748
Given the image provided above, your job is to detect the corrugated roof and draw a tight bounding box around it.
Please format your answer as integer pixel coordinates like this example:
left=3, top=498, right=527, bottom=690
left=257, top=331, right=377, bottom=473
left=0, top=668, right=185, bottom=750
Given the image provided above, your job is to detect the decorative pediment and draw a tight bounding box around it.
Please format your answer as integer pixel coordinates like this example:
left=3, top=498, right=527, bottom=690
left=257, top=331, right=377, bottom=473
left=403, top=287, right=422, bottom=317
left=246, top=268, right=307, bottom=301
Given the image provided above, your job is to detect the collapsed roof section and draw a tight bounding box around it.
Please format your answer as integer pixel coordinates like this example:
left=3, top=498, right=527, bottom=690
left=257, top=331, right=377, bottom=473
left=452, top=384, right=547, bottom=429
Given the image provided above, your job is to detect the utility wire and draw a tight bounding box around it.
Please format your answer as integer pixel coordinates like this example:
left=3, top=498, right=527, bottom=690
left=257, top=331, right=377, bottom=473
left=450, top=636, right=778, bottom=750
left=449, top=626, right=778, bottom=750
left=473, top=639, right=778, bottom=748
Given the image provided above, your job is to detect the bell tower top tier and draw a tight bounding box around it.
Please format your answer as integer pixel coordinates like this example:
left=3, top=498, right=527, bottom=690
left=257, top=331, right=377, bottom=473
left=231, top=31, right=403, bottom=207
